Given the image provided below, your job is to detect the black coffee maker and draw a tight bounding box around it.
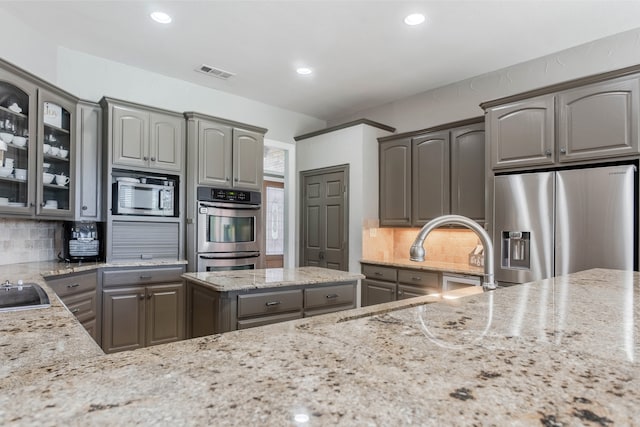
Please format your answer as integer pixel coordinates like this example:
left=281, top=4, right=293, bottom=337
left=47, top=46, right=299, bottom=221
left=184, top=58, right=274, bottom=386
left=61, top=222, right=103, bottom=262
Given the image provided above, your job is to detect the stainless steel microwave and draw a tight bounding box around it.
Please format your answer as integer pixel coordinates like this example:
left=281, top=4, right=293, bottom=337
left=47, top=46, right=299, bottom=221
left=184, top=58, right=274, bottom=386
left=112, top=179, right=175, bottom=217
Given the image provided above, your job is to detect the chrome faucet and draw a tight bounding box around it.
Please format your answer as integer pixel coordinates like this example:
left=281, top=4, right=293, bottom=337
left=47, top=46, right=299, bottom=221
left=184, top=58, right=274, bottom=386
left=409, top=214, right=497, bottom=291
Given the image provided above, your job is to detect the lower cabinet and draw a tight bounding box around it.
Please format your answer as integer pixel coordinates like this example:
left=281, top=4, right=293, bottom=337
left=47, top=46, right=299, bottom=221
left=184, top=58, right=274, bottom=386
left=187, top=281, right=356, bottom=337
left=361, top=263, right=441, bottom=307
left=46, top=271, right=100, bottom=344
left=101, top=266, right=185, bottom=354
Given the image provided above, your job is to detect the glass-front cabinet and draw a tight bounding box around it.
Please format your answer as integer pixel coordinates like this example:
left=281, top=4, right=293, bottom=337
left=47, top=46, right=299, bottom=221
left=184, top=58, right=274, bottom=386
left=0, top=62, right=76, bottom=218
left=37, top=90, right=75, bottom=216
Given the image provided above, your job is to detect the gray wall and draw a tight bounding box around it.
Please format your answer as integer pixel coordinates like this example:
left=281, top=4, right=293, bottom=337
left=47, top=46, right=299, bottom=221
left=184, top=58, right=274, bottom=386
left=330, top=28, right=640, bottom=133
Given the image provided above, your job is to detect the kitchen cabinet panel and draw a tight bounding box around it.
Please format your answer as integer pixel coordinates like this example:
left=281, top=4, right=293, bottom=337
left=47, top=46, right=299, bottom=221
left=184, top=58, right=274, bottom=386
left=362, top=279, right=396, bottom=306
left=146, top=283, right=185, bottom=347
left=361, top=263, right=444, bottom=307
left=412, top=131, right=450, bottom=225
left=379, top=138, right=412, bottom=226
left=75, top=101, right=101, bottom=220
left=102, top=286, right=146, bottom=353
left=112, top=104, right=149, bottom=169
left=232, top=128, right=264, bottom=191
left=558, top=76, right=640, bottom=162
left=149, top=112, right=183, bottom=172
left=197, top=120, right=232, bottom=186
left=487, top=95, right=555, bottom=170
left=397, top=284, right=439, bottom=300
left=450, top=123, right=485, bottom=222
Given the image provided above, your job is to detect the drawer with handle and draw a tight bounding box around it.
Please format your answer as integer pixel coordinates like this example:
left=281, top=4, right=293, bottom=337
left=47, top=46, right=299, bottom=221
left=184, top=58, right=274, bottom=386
left=362, top=264, right=397, bottom=282
left=102, top=266, right=185, bottom=287
left=237, top=289, right=303, bottom=318
left=61, top=290, right=97, bottom=323
left=397, top=269, right=439, bottom=288
left=304, top=283, right=355, bottom=310
left=46, top=272, right=97, bottom=298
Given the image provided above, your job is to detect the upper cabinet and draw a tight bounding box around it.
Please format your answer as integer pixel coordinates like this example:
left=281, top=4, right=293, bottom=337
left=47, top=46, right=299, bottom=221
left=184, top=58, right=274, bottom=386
left=75, top=101, right=102, bottom=220
left=484, top=73, right=640, bottom=171
left=379, top=118, right=485, bottom=227
left=0, top=60, right=78, bottom=219
left=379, top=138, right=411, bottom=226
left=105, top=98, right=184, bottom=173
left=185, top=112, right=266, bottom=191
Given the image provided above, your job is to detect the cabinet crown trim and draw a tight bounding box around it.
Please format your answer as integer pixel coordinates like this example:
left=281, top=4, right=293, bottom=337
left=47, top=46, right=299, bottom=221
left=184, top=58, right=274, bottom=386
left=294, top=119, right=395, bottom=141
left=100, top=96, right=184, bottom=117
left=183, top=111, right=268, bottom=134
left=377, top=116, right=484, bottom=143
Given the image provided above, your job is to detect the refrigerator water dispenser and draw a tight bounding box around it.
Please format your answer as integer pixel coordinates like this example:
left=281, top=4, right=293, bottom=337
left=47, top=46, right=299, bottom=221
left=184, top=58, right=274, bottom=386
left=501, top=231, right=530, bottom=269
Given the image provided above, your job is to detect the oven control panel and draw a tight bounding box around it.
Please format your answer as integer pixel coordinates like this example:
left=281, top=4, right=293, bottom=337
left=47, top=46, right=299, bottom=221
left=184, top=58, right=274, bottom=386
left=197, top=187, right=261, bottom=204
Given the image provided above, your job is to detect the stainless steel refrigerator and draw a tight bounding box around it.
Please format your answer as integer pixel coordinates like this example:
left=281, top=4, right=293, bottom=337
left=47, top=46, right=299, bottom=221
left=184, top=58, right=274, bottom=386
left=493, top=164, right=637, bottom=286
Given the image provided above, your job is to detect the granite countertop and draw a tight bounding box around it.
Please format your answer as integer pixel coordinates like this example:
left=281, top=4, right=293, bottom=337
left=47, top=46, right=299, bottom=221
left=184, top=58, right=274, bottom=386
left=1, top=268, right=638, bottom=425
left=182, top=266, right=365, bottom=292
left=361, top=257, right=485, bottom=276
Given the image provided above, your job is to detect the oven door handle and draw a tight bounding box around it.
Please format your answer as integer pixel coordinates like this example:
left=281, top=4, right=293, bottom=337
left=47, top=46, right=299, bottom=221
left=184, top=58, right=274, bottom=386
left=198, top=252, right=261, bottom=260
left=199, top=201, right=261, bottom=210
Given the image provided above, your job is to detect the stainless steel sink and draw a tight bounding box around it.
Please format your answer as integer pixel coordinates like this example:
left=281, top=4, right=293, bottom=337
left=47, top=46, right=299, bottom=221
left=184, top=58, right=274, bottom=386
left=0, top=281, right=51, bottom=312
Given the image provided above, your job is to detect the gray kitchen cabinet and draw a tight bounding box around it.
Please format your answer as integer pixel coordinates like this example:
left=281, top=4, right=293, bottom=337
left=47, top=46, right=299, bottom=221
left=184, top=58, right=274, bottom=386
left=74, top=101, right=101, bottom=220
left=101, top=265, right=185, bottom=353
left=361, top=263, right=442, bottom=307
left=232, top=128, right=264, bottom=190
left=197, top=119, right=232, bottom=187
left=46, top=270, right=100, bottom=344
left=379, top=138, right=412, bottom=226
left=106, top=98, right=184, bottom=173
left=487, top=95, right=555, bottom=170
left=558, top=76, right=640, bottom=162
left=185, top=112, right=267, bottom=192
left=111, top=103, right=148, bottom=169
left=412, top=131, right=450, bottom=225
left=0, top=58, right=78, bottom=220
left=484, top=71, right=640, bottom=171
left=102, top=286, right=146, bottom=353
left=378, top=117, right=485, bottom=226
left=450, top=123, right=485, bottom=222
left=362, top=279, right=396, bottom=306
left=186, top=280, right=357, bottom=336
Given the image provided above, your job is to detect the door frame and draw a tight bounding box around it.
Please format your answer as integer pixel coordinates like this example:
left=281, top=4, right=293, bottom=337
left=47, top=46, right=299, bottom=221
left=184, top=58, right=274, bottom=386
left=299, top=164, right=350, bottom=270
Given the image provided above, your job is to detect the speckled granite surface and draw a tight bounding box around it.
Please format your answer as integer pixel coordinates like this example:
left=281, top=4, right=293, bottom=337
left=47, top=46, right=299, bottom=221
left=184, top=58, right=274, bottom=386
left=0, top=268, right=638, bottom=425
left=183, top=266, right=364, bottom=292
left=361, top=257, right=485, bottom=276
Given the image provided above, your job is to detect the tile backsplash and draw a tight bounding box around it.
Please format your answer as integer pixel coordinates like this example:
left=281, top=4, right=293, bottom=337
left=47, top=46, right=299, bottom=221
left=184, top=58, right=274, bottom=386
left=362, top=224, right=481, bottom=265
left=0, top=219, right=62, bottom=265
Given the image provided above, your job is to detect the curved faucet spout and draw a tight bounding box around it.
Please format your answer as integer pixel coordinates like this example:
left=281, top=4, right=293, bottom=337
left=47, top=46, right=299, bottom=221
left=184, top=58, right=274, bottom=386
left=409, top=215, right=497, bottom=291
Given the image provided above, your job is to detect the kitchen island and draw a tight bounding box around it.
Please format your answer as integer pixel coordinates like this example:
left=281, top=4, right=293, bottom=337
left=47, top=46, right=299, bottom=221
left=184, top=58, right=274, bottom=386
left=183, top=267, right=364, bottom=335
left=1, top=268, right=638, bottom=425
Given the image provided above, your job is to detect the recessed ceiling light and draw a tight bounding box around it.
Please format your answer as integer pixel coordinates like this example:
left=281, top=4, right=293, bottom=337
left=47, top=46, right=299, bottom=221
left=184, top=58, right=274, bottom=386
left=296, top=67, right=313, bottom=75
left=150, top=11, right=172, bottom=24
left=404, top=13, right=426, bottom=26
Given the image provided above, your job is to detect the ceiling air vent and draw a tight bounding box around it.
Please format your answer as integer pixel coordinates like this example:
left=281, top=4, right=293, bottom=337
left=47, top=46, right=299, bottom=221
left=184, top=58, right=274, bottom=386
left=196, top=64, right=235, bottom=80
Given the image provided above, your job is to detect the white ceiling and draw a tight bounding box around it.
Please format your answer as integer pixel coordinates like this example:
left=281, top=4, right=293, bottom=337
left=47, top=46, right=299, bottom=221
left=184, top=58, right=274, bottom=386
left=4, top=1, right=640, bottom=121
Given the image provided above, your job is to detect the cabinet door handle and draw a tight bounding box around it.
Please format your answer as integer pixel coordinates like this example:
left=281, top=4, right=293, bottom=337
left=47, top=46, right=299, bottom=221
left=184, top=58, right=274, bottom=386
left=147, top=294, right=153, bottom=299
left=225, top=177, right=230, bottom=182
left=40, top=202, right=46, bottom=207
left=325, top=294, right=339, bottom=299
left=70, top=308, right=80, bottom=314
left=143, top=156, right=149, bottom=161
left=139, top=275, right=152, bottom=280
left=544, top=149, right=552, bottom=157
left=234, top=177, right=238, bottom=182
left=138, top=294, right=145, bottom=300
left=265, top=301, right=281, bottom=307
left=150, top=157, right=156, bottom=161
left=82, top=205, right=88, bottom=211
left=374, top=272, right=383, bottom=276
left=560, top=148, right=567, bottom=154
left=412, top=276, right=421, bottom=281
left=67, top=283, right=80, bottom=288
left=398, top=290, right=403, bottom=296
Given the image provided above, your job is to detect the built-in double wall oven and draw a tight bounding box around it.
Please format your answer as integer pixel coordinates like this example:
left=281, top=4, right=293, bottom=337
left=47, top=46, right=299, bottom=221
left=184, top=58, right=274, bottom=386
left=196, top=187, right=263, bottom=272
